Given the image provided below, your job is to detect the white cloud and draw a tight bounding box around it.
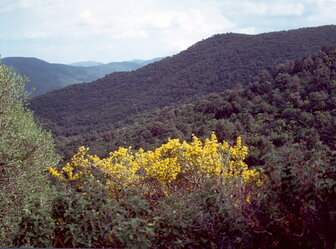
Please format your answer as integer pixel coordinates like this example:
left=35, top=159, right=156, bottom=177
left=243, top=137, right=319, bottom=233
left=0, top=0, right=55, bottom=12
left=21, top=31, right=50, bottom=39
left=221, top=0, right=306, bottom=17
left=1, top=0, right=236, bottom=61
left=234, top=27, right=257, bottom=34
left=116, top=29, right=149, bottom=39
left=305, top=0, right=336, bottom=24
left=1, top=0, right=335, bottom=63
left=76, top=9, right=102, bottom=27
left=245, top=2, right=305, bottom=16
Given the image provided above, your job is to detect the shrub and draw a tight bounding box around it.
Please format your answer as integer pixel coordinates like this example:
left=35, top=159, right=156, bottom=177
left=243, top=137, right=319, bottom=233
left=14, top=181, right=155, bottom=248
left=0, top=61, right=60, bottom=245
left=48, top=134, right=263, bottom=198
left=248, top=143, right=336, bottom=249
left=14, top=125, right=335, bottom=248
left=14, top=177, right=257, bottom=248
left=15, top=134, right=264, bottom=248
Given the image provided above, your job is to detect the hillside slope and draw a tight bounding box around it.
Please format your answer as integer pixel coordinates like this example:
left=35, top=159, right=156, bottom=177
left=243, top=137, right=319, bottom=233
left=108, top=44, right=336, bottom=162
left=56, top=44, right=336, bottom=163
left=29, top=25, right=336, bottom=156
left=2, top=57, right=162, bottom=96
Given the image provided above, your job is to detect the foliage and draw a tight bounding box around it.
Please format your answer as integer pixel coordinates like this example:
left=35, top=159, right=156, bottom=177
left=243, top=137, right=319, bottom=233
left=14, top=143, right=335, bottom=248
left=64, top=43, right=336, bottom=169
left=28, top=25, right=336, bottom=158
left=7, top=28, right=336, bottom=248
left=0, top=61, right=60, bottom=246
left=48, top=134, right=263, bottom=198
left=248, top=143, right=336, bottom=248
left=15, top=133, right=265, bottom=248
left=14, top=165, right=260, bottom=248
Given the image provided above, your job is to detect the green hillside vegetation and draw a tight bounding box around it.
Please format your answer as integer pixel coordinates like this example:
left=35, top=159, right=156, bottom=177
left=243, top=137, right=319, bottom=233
left=1, top=27, right=336, bottom=248
left=0, top=62, right=60, bottom=245
left=29, top=25, right=336, bottom=159
left=98, top=44, right=336, bottom=163
left=12, top=45, right=336, bottom=248
left=54, top=43, right=336, bottom=166
left=2, top=57, right=162, bottom=96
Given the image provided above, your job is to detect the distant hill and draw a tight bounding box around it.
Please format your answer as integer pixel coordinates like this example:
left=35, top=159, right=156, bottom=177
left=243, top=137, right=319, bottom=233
left=69, top=58, right=164, bottom=68
left=69, top=61, right=104, bottom=67
left=2, top=57, right=163, bottom=96
left=29, top=25, right=336, bottom=157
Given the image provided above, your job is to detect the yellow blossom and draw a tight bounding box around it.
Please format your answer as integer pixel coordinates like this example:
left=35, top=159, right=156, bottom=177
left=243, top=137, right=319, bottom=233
left=47, top=133, right=264, bottom=197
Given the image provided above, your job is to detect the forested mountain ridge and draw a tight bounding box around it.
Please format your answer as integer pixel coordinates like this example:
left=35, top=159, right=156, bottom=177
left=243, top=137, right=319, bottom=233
left=2, top=57, right=162, bottom=96
left=51, top=43, right=336, bottom=162
left=29, top=25, right=336, bottom=158
left=3, top=44, right=336, bottom=249
left=97, top=44, right=336, bottom=165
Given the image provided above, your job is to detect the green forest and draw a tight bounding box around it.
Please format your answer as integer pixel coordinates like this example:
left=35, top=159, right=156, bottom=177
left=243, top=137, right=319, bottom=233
left=29, top=25, right=336, bottom=159
left=1, top=26, right=336, bottom=248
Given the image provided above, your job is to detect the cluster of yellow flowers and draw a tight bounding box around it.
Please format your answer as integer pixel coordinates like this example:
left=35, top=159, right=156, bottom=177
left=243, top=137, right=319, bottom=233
left=48, top=133, right=263, bottom=196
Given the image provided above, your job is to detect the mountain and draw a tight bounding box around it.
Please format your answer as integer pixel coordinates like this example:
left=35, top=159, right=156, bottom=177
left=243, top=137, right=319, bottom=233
left=131, top=58, right=165, bottom=64
left=2, top=57, right=87, bottom=96
left=54, top=44, right=336, bottom=163
left=9, top=45, right=336, bottom=249
left=95, top=44, right=336, bottom=165
left=70, top=58, right=164, bottom=68
left=69, top=61, right=104, bottom=67
left=2, top=57, right=162, bottom=96
left=102, top=58, right=164, bottom=72
left=28, top=25, right=336, bottom=157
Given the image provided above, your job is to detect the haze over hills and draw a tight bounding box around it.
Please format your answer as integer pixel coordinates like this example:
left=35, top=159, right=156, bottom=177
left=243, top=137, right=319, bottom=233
left=69, top=61, right=104, bottom=67
left=2, top=57, right=163, bottom=96
left=28, top=25, right=336, bottom=157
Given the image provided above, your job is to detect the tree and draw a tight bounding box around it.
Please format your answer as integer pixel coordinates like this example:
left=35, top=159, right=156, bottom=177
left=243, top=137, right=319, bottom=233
left=0, top=61, right=60, bottom=245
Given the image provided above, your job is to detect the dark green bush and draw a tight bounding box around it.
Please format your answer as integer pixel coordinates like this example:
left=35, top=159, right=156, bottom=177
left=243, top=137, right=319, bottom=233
left=14, top=178, right=255, bottom=248
left=14, top=179, right=156, bottom=248
left=250, top=143, right=336, bottom=249
left=152, top=181, right=251, bottom=249
left=11, top=138, right=336, bottom=249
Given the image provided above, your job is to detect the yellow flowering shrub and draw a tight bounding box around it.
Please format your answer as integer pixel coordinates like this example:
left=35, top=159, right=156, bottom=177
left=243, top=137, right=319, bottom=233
left=48, top=133, right=263, bottom=196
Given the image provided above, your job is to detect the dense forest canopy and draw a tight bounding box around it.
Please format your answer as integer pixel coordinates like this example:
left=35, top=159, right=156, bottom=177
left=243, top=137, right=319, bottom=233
left=28, top=25, right=336, bottom=159
left=53, top=44, right=336, bottom=167
left=108, top=44, right=336, bottom=162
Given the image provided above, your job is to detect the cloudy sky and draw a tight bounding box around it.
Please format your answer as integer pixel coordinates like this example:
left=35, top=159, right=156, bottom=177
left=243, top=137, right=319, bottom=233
left=1, top=0, right=335, bottom=64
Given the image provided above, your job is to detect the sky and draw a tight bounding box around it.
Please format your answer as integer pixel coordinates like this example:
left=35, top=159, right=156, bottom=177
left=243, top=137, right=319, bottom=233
left=1, top=0, right=336, bottom=64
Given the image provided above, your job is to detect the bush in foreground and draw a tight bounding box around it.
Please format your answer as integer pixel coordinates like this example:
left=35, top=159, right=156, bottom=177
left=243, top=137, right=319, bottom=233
left=47, top=134, right=263, bottom=198
left=0, top=61, right=60, bottom=246
left=13, top=137, right=336, bottom=248
left=15, top=135, right=263, bottom=248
